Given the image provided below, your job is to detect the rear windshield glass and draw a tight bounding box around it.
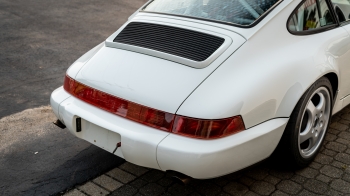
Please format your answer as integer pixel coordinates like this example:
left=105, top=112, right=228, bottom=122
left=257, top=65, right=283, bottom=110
left=143, top=0, right=280, bottom=26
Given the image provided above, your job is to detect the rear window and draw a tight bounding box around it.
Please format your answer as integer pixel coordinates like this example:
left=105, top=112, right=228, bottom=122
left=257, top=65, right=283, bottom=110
left=143, top=0, right=280, bottom=26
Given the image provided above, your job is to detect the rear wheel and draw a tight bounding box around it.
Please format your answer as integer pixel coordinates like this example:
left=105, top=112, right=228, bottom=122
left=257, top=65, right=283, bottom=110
left=279, top=77, right=333, bottom=167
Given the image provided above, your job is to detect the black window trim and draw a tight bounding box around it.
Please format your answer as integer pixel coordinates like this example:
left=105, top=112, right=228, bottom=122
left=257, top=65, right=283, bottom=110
left=338, top=6, right=350, bottom=26
left=287, top=0, right=340, bottom=35
left=140, top=0, right=283, bottom=28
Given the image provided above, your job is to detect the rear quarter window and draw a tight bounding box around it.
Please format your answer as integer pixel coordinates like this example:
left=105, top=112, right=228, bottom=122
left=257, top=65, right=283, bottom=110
left=288, top=0, right=336, bottom=32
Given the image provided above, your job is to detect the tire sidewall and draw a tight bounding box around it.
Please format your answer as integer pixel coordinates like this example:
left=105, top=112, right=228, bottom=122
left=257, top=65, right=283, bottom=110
left=290, top=77, right=334, bottom=166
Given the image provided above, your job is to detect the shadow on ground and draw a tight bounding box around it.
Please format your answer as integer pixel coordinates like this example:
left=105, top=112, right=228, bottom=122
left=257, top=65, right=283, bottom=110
left=0, top=107, right=124, bottom=196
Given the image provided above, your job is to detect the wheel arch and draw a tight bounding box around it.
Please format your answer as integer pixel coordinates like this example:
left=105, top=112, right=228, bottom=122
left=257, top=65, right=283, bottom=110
left=323, top=72, right=338, bottom=99
left=275, top=72, right=338, bottom=121
left=273, top=76, right=335, bottom=166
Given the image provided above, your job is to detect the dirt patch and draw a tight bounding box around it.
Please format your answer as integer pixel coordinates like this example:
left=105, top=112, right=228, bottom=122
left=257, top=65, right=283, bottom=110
left=0, top=106, right=55, bottom=152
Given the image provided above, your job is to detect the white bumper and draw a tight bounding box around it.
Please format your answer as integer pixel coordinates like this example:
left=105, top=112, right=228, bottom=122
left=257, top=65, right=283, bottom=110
left=51, top=87, right=288, bottom=179
left=157, top=118, right=288, bottom=179
left=50, top=87, right=169, bottom=170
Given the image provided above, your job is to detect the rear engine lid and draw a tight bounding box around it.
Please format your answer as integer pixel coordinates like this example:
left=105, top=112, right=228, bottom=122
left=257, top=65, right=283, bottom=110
left=106, top=21, right=230, bottom=69
left=105, top=17, right=245, bottom=69
left=73, top=20, right=245, bottom=114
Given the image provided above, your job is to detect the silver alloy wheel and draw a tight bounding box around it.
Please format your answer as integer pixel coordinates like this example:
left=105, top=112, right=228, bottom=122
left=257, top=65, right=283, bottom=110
left=298, top=87, right=331, bottom=158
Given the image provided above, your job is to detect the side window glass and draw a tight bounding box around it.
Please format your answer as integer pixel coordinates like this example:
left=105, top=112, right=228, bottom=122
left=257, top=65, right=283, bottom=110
left=288, top=0, right=335, bottom=32
left=331, top=0, right=350, bottom=22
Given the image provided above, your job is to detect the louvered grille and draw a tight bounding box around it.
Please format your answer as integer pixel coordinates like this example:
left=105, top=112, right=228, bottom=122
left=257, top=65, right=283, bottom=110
left=114, top=22, right=225, bottom=62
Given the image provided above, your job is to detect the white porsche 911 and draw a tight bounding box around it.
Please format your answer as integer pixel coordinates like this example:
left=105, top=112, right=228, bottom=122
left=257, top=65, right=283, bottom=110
left=51, top=0, right=350, bottom=179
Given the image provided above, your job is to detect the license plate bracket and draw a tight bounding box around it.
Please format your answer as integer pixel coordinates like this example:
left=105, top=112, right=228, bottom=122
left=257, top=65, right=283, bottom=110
left=77, top=117, right=123, bottom=158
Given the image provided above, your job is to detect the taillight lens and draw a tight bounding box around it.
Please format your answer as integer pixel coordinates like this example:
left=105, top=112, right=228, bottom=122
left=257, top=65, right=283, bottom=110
left=172, top=115, right=245, bottom=139
left=64, top=75, right=245, bottom=139
left=64, top=75, right=175, bottom=131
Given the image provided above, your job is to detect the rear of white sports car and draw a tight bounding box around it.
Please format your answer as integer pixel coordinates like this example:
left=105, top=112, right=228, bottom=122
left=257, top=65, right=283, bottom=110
left=50, top=0, right=296, bottom=179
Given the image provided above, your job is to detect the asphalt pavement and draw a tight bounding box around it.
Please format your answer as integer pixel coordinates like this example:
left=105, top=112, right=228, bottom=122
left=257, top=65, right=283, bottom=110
left=2, top=1, right=350, bottom=196
left=0, top=0, right=147, bottom=195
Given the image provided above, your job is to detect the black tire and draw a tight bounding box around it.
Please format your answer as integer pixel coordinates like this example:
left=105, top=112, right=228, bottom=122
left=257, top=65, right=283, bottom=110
left=276, top=77, right=333, bottom=168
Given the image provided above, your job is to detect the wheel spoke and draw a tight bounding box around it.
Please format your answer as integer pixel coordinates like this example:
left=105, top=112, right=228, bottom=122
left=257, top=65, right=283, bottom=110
left=316, top=92, right=326, bottom=114
left=300, top=126, right=313, bottom=143
left=310, top=131, right=318, bottom=147
left=306, top=101, right=317, bottom=120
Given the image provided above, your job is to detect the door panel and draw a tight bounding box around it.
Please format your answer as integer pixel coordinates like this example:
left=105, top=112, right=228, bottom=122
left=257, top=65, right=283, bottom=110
left=338, top=25, right=350, bottom=106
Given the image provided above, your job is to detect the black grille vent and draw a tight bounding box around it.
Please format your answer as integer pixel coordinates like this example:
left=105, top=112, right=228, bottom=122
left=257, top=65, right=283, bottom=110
left=114, top=22, right=225, bottom=62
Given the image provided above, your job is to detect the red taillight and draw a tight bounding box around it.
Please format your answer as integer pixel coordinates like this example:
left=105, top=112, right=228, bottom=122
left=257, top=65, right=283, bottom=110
left=64, top=75, right=245, bottom=139
left=64, top=75, right=175, bottom=131
left=172, top=115, right=245, bottom=139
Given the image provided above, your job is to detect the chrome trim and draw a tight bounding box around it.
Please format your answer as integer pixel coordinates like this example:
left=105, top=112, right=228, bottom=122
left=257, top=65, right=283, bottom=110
left=340, top=93, right=350, bottom=100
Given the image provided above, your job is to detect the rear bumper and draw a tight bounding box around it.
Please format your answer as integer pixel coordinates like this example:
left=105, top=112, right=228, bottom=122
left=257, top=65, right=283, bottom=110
left=157, top=118, right=288, bottom=178
left=51, top=87, right=288, bottom=179
left=51, top=86, right=169, bottom=170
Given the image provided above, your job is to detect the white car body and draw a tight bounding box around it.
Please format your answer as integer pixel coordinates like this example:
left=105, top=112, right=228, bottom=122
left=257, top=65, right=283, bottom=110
left=51, top=0, right=350, bottom=179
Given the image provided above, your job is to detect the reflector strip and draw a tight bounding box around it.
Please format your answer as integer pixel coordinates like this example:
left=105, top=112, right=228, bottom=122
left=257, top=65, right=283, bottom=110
left=64, top=75, right=245, bottom=139
left=64, top=75, right=175, bottom=131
